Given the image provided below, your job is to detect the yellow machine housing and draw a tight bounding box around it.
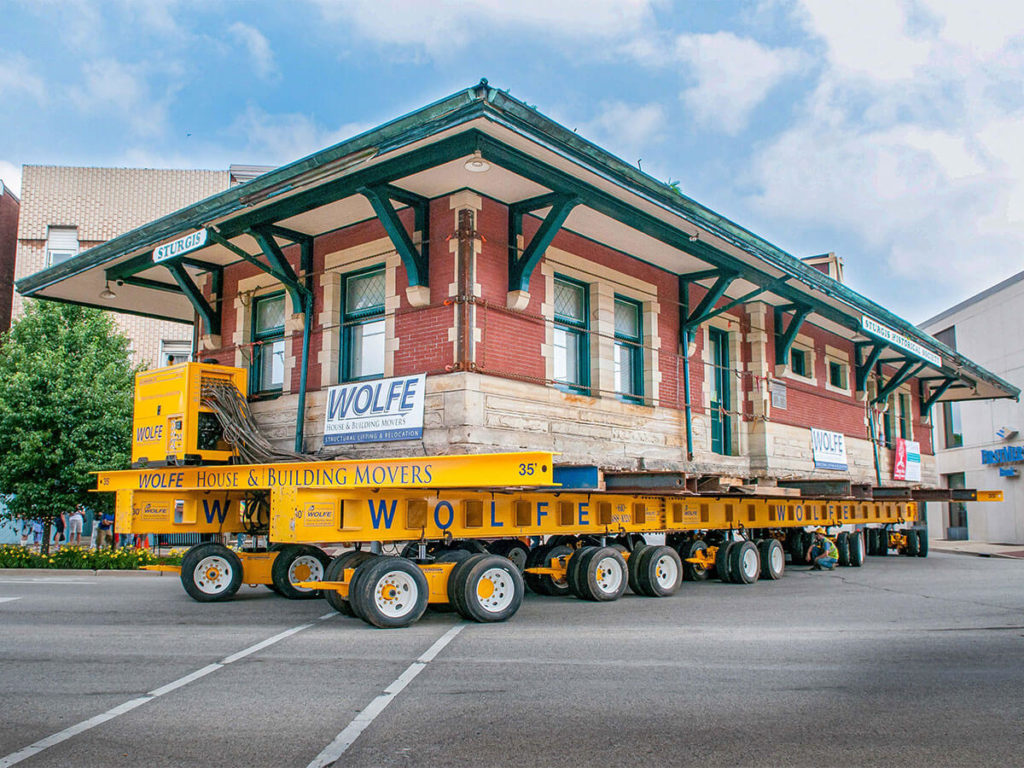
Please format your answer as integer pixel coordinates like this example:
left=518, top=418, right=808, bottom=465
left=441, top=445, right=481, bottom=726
left=131, top=362, right=247, bottom=467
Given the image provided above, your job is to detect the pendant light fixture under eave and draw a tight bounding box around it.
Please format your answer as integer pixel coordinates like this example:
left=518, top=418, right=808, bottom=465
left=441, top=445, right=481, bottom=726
left=99, top=280, right=117, bottom=300
left=464, top=150, right=491, bottom=173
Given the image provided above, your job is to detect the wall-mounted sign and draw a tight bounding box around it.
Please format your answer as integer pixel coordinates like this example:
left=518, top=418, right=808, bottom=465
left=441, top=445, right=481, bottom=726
left=770, top=380, right=787, bottom=410
left=998, top=467, right=1019, bottom=478
left=323, top=373, right=425, bottom=445
left=861, top=316, right=942, bottom=367
left=153, top=229, right=208, bottom=263
left=893, top=438, right=921, bottom=482
left=981, top=445, right=1024, bottom=464
left=811, top=428, right=848, bottom=471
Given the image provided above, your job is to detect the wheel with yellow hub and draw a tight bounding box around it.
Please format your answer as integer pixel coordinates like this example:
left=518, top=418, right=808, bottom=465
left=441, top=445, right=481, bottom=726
left=324, top=550, right=377, bottom=615
left=634, top=545, right=683, bottom=597
left=524, top=544, right=573, bottom=596
left=449, top=554, right=524, bottom=622
left=350, top=557, right=429, bottom=629
left=271, top=545, right=331, bottom=600
left=577, top=546, right=628, bottom=602
left=180, top=543, right=243, bottom=602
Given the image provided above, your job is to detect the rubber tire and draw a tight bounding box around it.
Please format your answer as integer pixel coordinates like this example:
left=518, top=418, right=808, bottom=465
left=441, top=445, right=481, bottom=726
left=627, top=543, right=651, bottom=594
left=524, top=544, right=573, bottom=596
left=786, top=530, right=804, bottom=564
left=431, top=549, right=473, bottom=612
left=324, top=550, right=376, bottom=616
left=728, top=540, right=760, bottom=584
left=577, top=547, right=628, bottom=602
left=877, top=529, right=889, bottom=556
left=759, top=538, right=785, bottom=580
left=635, top=545, right=683, bottom=597
left=270, top=545, right=330, bottom=600
left=449, top=554, right=524, bottom=622
left=866, top=528, right=878, bottom=556
left=180, top=543, right=243, bottom=602
left=679, top=539, right=710, bottom=582
left=905, top=528, right=920, bottom=556
left=835, top=532, right=850, bottom=566
left=487, top=540, right=531, bottom=572
left=847, top=531, right=865, bottom=567
left=715, top=541, right=736, bottom=583
left=350, top=557, right=428, bottom=629
left=916, top=528, right=929, bottom=558
left=449, top=539, right=488, bottom=554
left=568, top=546, right=597, bottom=598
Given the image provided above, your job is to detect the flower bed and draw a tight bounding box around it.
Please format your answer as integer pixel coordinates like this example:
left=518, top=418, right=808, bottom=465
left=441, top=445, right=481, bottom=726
left=0, top=545, right=184, bottom=570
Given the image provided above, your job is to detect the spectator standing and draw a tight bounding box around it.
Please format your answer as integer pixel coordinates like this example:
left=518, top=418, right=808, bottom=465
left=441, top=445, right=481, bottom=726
left=95, top=510, right=115, bottom=549
left=67, top=505, right=85, bottom=547
left=53, top=513, right=66, bottom=547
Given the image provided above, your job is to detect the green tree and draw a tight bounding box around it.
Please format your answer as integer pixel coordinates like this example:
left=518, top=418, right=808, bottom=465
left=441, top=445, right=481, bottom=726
left=0, top=301, right=137, bottom=554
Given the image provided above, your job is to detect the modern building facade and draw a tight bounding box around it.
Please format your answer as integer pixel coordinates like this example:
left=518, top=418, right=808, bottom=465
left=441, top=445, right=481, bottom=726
left=0, top=177, right=19, bottom=334
left=922, top=273, right=1024, bottom=545
left=13, top=166, right=267, bottom=368
left=15, top=83, right=1017, bottom=490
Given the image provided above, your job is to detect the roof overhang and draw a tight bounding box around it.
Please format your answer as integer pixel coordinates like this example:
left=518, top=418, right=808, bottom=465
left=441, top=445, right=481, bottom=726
left=17, top=82, right=1018, bottom=405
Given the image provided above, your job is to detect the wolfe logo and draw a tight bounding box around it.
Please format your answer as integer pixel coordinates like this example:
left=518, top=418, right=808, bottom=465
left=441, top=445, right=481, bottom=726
left=202, top=499, right=232, bottom=524
left=139, top=503, right=168, bottom=520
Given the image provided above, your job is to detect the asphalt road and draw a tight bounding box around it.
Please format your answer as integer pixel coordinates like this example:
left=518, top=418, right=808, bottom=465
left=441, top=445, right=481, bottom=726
left=1, top=552, right=1022, bottom=767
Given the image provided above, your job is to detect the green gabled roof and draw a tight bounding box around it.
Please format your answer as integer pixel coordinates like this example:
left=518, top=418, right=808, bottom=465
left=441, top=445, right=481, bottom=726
left=16, top=79, right=1019, bottom=401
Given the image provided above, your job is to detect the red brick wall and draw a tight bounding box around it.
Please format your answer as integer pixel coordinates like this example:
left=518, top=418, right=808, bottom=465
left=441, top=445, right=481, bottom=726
left=0, top=189, right=19, bottom=334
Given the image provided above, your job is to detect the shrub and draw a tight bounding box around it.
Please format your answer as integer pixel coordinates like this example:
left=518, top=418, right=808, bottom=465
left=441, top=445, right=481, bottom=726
left=0, top=544, right=183, bottom=570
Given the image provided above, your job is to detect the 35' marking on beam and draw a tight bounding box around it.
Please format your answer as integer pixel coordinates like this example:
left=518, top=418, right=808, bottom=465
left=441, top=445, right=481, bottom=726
left=306, top=622, right=467, bottom=768
left=0, top=613, right=336, bottom=768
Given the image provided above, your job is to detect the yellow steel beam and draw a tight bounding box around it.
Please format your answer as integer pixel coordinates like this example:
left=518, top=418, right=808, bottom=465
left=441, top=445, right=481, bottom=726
left=96, top=451, right=555, bottom=492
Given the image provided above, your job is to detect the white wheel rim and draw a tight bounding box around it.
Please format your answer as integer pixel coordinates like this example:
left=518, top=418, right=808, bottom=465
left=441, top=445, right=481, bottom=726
left=770, top=545, right=784, bottom=574
left=507, top=547, right=527, bottom=571
left=654, top=554, right=679, bottom=589
left=741, top=547, right=759, bottom=579
left=373, top=571, right=418, bottom=618
left=474, top=567, right=515, bottom=613
left=194, top=556, right=233, bottom=595
left=594, top=556, right=623, bottom=594
left=288, top=555, right=324, bottom=593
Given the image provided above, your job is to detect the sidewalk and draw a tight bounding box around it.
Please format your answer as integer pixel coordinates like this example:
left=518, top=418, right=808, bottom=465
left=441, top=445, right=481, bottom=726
left=930, top=540, right=1024, bottom=559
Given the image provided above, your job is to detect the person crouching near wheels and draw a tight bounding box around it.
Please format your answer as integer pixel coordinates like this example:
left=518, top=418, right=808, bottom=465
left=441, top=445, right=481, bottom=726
left=806, top=528, right=839, bottom=570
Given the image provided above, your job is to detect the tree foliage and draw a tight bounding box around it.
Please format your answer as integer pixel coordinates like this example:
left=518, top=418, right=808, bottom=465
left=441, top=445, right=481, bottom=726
left=0, top=301, right=137, bottom=543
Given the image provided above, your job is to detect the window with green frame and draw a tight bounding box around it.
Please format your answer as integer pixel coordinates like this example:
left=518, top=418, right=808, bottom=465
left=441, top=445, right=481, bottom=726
left=942, top=401, right=963, bottom=448
left=882, top=397, right=894, bottom=447
left=342, top=267, right=386, bottom=381
left=828, top=360, right=848, bottom=389
left=898, top=393, right=911, bottom=439
left=790, top=348, right=809, bottom=377
left=613, top=296, right=643, bottom=402
left=251, top=292, right=285, bottom=395
left=552, top=276, right=589, bottom=393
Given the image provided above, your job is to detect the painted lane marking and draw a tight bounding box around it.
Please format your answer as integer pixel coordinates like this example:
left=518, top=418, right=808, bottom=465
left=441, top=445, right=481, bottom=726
left=306, top=622, right=466, bottom=768
left=0, top=613, right=336, bottom=768
left=0, top=579, right=94, bottom=585
left=0, top=597, right=22, bottom=604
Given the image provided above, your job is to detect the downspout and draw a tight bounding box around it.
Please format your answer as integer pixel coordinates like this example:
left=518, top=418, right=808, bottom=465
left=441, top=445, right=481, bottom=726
left=294, top=239, right=314, bottom=453
left=679, top=275, right=694, bottom=461
left=868, top=407, right=882, bottom=486
left=682, top=327, right=694, bottom=461
left=456, top=208, right=474, bottom=371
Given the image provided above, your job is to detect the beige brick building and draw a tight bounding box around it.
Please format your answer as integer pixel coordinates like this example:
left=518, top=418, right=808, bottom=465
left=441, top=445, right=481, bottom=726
left=13, top=166, right=248, bottom=366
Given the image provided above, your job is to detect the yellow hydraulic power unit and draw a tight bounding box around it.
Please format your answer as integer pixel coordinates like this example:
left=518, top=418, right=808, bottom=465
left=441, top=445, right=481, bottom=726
left=131, top=362, right=247, bottom=467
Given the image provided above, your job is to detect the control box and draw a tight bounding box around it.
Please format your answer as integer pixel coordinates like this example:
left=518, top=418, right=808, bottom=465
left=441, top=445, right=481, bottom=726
left=131, top=363, right=247, bottom=467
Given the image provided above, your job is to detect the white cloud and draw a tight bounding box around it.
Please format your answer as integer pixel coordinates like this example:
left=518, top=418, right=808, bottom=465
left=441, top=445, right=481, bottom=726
left=70, top=59, right=174, bottom=137
left=745, top=0, right=1024, bottom=317
left=0, top=54, right=46, bottom=103
left=672, top=33, right=805, bottom=135
left=0, top=161, right=22, bottom=197
left=310, top=0, right=659, bottom=56
left=229, top=22, right=279, bottom=81
left=229, top=105, right=370, bottom=165
left=578, top=101, right=666, bottom=166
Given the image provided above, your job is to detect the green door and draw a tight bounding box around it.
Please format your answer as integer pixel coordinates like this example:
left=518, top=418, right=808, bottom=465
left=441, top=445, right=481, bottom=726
left=709, top=328, right=731, bottom=455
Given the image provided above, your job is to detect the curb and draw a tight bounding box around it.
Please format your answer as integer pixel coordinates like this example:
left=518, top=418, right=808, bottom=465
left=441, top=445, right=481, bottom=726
left=930, top=547, right=1021, bottom=560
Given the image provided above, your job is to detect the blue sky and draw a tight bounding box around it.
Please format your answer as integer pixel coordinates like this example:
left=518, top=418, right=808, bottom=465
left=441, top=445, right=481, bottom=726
left=3, top=0, right=1024, bottom=322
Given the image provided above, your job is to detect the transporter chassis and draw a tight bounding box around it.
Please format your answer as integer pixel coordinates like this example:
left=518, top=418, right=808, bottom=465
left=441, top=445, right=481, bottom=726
left=97, top=451, right=960, bottom=628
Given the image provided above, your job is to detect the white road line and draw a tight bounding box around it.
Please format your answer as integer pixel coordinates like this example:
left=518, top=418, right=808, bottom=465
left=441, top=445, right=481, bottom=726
left=0, top=597, right=22, bottom=604
left=306, top=622, right=466, bottom=768
left=0, top=613, right=337, bottom=768
left=0, top=579, right=94, bottom=585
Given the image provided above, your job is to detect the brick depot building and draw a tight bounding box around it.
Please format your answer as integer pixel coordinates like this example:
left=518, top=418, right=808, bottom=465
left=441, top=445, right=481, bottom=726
left=16, top=82, right=1017, bottom=487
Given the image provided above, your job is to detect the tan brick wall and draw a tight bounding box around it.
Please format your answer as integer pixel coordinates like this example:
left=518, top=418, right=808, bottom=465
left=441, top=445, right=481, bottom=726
left=14, top=166, right=229, bottom=368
